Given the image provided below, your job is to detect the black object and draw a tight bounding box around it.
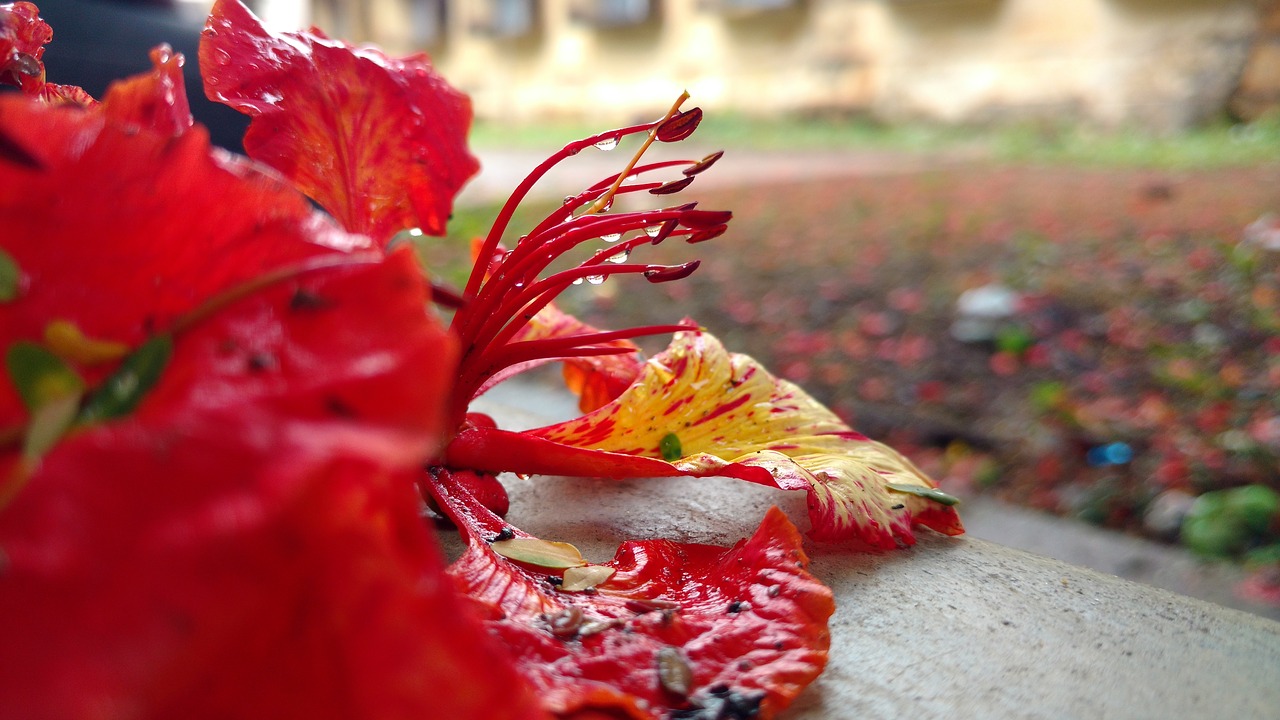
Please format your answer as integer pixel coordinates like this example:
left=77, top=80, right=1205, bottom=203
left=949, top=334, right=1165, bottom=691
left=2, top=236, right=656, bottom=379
left=34, top=0, right=250, bottom=151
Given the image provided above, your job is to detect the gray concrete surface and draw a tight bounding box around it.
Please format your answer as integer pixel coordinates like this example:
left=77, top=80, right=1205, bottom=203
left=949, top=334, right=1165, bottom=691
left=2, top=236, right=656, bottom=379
left=450, top=396, right=1280, bottom=720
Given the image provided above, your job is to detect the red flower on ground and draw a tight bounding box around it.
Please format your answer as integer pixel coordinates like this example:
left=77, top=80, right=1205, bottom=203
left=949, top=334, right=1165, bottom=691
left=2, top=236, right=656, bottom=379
left=0, top=1, right=964, bottom=717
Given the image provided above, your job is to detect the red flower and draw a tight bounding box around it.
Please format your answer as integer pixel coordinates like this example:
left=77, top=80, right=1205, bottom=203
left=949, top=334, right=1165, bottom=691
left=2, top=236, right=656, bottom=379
left=1, top=1, right=964, bottom=718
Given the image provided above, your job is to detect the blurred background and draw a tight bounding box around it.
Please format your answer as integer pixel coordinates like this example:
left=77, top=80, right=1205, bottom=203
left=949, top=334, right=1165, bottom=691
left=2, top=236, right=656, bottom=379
left=30, top=0, right=1280, bottom=614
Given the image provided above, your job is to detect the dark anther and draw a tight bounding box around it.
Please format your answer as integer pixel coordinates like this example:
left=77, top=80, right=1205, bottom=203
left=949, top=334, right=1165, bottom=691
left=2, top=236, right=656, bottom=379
left=726, top=601, right=744, bottom=614
left=489, top=527, right=515, bottom=543
left=686, top=225, right=728, bottom=244
left=678, top=209, right=732, bottom=228
left=655, top=107, right=703, bottom=143
left=644, top=260, right=700, bottom=284
left=650, top=176, right=695, bottom=195
left=683, top=150, right=724, bottom=177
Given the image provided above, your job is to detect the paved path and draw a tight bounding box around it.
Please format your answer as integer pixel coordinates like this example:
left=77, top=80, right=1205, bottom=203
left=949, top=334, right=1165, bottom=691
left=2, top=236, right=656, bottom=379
left=457, top=144, right=977, bottom=207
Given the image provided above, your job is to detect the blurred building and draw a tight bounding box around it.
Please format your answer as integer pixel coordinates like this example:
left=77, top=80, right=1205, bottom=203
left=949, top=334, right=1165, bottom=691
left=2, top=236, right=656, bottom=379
left=305, top=0, right=1279, bottom=131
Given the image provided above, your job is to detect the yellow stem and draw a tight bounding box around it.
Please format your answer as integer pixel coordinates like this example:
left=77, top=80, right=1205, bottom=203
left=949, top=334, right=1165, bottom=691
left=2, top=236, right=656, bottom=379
left=584, top=91, right=690, bottom=216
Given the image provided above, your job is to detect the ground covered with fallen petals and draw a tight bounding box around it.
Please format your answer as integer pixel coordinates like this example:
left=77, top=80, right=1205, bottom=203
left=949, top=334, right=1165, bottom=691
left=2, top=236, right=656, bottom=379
left=448, top=159, right=1280, bottom=543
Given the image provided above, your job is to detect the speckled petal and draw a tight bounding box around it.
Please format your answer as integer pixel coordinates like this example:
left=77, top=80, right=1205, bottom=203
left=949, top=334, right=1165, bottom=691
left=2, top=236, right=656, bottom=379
left=530, top=330, right=965, bottom=549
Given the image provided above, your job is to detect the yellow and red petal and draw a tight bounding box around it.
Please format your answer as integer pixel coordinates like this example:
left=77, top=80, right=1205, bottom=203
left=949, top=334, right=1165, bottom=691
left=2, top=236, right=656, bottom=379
left=530, top=330, right=964, bottom=549
left=200, top=0, right=478, bottom=242
left=423, top=469, right=833, bottom=720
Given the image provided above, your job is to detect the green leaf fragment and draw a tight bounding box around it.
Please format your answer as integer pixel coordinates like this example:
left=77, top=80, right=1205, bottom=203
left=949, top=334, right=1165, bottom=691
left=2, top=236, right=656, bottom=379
left=5, top=341, right=85, bottom=411
left=79, top=334, right=173, bottom=423
left=23, top=392, right=82, bottom=463
left=886, top=482, right=961, bottom=506
left=491, top=537, right=587, bottom=569
left=659, top=432, right=682, bottom=461
left=0, top=248, right=19, bottom=303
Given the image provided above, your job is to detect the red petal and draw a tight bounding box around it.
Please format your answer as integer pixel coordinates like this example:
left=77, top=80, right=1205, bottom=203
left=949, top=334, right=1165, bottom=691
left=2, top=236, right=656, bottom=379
left=200, top=0, right=479, bottom=241
left=100, top=44, right=194, bottom=135
left=0, top=409, right=543, bottom=720
left=0, top=2, right=51, bottom=93
left=0, top=97, right=351, bottom=427
left=424, top=470, right=833, bottom=719
left=530, top=331, right=965, bottom=549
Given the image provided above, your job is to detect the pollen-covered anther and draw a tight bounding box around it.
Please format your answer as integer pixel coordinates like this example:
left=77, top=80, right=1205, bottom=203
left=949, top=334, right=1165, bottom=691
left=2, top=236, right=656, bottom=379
left=655, top=107, right=702, bottom=143
left=644, top=260, right=700, bottom=283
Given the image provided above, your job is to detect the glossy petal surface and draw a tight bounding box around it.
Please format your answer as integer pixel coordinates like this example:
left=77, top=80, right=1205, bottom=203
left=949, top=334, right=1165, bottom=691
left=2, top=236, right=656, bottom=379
left=0, top=97, right=353, bottom=427
left=0, top=408, right=541, bottom=720
left=100, top=44, right=193, bottom=135
left=424, top=470, right=833, bottom=720
left=530, top=331, right=965, bottom=548
left=200, top=0, right=478, bottom=241
left=0, top=2, right=50, bottom=92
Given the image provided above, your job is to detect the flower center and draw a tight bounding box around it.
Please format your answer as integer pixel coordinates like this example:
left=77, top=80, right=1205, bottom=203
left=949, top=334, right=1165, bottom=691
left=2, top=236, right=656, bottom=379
left=444, top=94, right=731, bottom=428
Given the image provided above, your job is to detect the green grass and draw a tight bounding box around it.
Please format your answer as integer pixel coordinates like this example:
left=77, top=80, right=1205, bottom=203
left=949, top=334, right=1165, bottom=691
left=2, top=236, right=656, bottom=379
left=471, top=112, right=1280, bottom=169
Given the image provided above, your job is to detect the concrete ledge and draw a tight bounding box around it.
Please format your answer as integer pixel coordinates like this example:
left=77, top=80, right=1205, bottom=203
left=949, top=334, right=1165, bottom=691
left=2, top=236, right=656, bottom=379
left=452, top=398, right=1280, bottom=719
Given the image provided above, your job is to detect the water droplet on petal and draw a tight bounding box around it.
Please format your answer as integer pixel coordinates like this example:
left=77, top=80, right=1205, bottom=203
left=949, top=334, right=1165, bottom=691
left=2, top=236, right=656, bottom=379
left=563, top=196, right=575, bottom=205
left=600, top=232, right=622, bottom=243
left=594, top=136, right=620, bottom=151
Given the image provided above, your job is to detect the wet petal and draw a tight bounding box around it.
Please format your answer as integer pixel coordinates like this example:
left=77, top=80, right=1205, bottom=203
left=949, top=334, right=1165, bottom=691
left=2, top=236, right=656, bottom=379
left=0, top=96, right=354, bottom=427
left=423, top=469, right=833, bottom=719
left=200, top=0, right=479, bottom=241
left=0, top=2, right=51, bottom=93
left=99, top=44, right=193, bottom=135
left=531, top=331, right=965, bottom=548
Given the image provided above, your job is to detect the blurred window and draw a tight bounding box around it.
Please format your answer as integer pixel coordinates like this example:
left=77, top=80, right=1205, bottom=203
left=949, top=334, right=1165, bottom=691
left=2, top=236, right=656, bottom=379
left=575, top=0, right=651, bottom=27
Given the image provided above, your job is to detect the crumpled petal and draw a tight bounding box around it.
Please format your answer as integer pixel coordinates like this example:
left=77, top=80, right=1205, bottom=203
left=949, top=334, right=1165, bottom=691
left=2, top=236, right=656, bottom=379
left=200, top=0, right=479, bottom=242
left=423, top=469, right=833, bottom=720
left=0, top=2, right=95, bottom=106
left=0, top=1, right=50, bottom=93
left=527, top=330, right=964, bottom=549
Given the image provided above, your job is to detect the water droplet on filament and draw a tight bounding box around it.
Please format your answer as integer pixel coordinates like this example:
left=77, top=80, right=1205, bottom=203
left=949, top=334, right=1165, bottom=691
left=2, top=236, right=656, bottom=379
left=594, top=136, right=620, bottom=151
left=586, top=274, right=606, bottom=285
left=600, top=232, right=622, bottom=243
